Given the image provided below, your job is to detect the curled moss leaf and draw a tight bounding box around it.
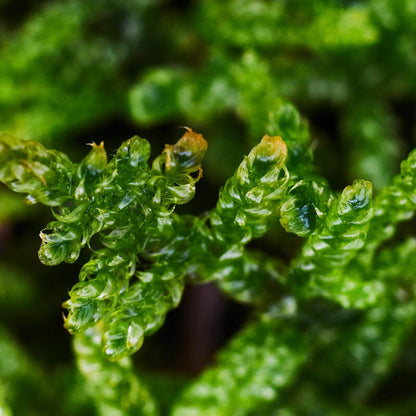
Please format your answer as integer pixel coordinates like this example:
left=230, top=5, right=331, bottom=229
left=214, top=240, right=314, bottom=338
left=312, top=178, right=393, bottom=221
left=0, top=132, right=73, bottom=206
left=280, top=180, right=334, bottom=237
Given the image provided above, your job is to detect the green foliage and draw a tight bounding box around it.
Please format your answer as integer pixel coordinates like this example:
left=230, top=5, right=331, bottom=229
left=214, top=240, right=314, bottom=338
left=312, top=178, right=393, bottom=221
left=290, top=179, right=378, bottom=308
left=74, top=324, right=158, bottom=416
left=2, top=117, right=416, bottom=413
left=172, top=319, right=307, bottom=416
left=360, top=149, right=416, bottom=262
left=129, top=0, right=416, bottom=188
left=0, top=129, right=209, bottom=360
left=1, top=130, right=291, bottom=359
left=2, top=0, right=416, bottom=415
left=0, top=0, right=158, bottom=143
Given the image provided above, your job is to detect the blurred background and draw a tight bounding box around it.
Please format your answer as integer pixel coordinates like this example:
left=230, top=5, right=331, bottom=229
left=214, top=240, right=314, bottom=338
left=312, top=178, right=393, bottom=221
left=1, top=0, right=416, bottom=414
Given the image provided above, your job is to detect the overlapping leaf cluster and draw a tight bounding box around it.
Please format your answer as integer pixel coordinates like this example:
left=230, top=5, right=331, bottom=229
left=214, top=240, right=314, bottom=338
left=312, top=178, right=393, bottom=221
left=2, top=105, right=416, bottom=414
left=1, top=0, right=416, bottom=415
left=0, top=128, right=210, bottom=360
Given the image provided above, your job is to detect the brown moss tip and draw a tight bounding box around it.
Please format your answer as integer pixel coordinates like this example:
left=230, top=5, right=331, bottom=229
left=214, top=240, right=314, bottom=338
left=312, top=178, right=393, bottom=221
left=253, top=135, right=287, bottom=166
left=176, top=127, right=208, bottom=157
left=84, top=141, right=108, bottom=169
left=87, top=141, right=105, bottom=149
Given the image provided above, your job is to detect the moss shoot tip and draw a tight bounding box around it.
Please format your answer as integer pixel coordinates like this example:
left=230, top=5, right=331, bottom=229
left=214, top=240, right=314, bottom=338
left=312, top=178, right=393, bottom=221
left=176, top=127, right=208, bottom=157
left=251, top=135, right=287, bottom=167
